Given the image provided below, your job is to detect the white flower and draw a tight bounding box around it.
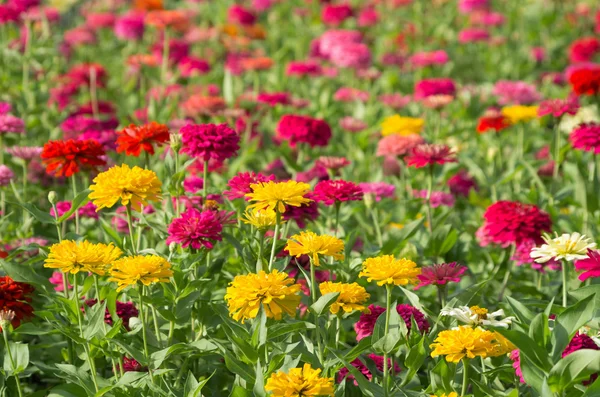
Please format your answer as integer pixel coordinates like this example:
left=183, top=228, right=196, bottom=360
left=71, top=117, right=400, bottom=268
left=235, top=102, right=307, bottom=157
left=530, top=233, right=596, bottom=263
left=440, top=305, right=514, bottom=329
left=559, top=105, right=599, bottom=134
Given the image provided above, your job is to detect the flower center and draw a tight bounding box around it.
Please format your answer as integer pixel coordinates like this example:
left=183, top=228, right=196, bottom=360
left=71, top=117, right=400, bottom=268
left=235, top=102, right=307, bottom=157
left=470, top=305, right=488, bottom=319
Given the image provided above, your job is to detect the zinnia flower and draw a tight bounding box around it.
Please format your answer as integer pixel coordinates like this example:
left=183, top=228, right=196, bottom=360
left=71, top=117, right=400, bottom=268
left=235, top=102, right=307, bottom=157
left=377, top=134, right=426, bottom=157
left=538, top=97, right=580, bottom=118
left=381, top=115, right=424, bottom=136
left=501, top=105, right=539, bottom=124
left=312, top=180, right=363, bottom=206
left=180, top=123, right=240, bottom=162
left=447, top=170, right=477, bottom=197
left=265, top=363, right=334, bottom=397
left=319, top=282, right=370, bottom=314
left=568, top=67, right=600, bottom=96
left=166, top=208, right=223, bottom=250
left=477, top=114, right=511, bottom=133
left=510, top=350, right=525, bottom=383
left=570, top=123, right=600, bottom=154
left=109, top=255, right=173, bottom=292
left=246, top=180, right=312, bottom=214
left=89, top=164, right=162, bottom=212
left=276, top=114, right=332, bottom=148
left=0, top=276, right=34, bottom=330
left=406, top=144, right=457, bottom=168
left=6, top=146, right=43, bottom=161
left=285, top=231, right=344, bottom=266
left=359, top=255, right=421, bottom=286
left=359, top=182, right=396, bottom=202
left=224, top=270, right=301, bottom=323
left=414, top=78, right=456, bottom=99
left=354, top=304, right=430, bottom=340
left=479, top=201, right=552, bottom=246
left=530, top=233, right=596, bottom=263
left=0, top=165, right=14, bottom=187
left=224, top=172, right=275, bottom=201
left=116, top=122, right=170, bottom=156
left=574, top=249, right=600, bottom=281
left=430, top=326, right=496, bottom=363
left=41, top=139, right=106, bottom=177
left=415, top=262, right=467, bottom=289
left=242, top=208, right=279, bottom=230
left=44, top=240, right=122, bottom=275
left=441, top=306, right=515, bottom=328
left=85, top=299, right=138, bottom=330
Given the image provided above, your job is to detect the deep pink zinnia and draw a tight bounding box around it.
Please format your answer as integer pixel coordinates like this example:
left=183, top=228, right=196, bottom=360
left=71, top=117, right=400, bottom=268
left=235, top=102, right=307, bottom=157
left=412, top=190, right=455, bottom=208
left=354, top=304, right=429, bottom=341
left=537, top=96, right=579, bottom=118
left=276, top=114, right=332, bottom=148
left=447, top=169, right=477, bottom=197
left=330, top=42, right=371, bottom=69
left=0, top=114, right=25, bottom=134
left=458, top=28, right=490, bottom=43
left=359, top=182, right=396, bottom=202
left=228, top=4, right=256, bottom=26
left=570, top=123, right=600, bottom=154
left=180, top=123, right=240, bottom=162
left=121, top=357, right=146, bottom=372
left=569, top=37, right=600, bottom=64
left=321, top=4, right=353, bottom=26
left=85, top=299, right=138, bottom=330
left=337, top=357, right=372, bottom=385
left=480, top=201, right=552, bottom=246
left=414, top=78, right=456, bottom=99
left=223, top=171, right=275, bottom=200
left=509, top=350, right=525, bottom=383
left=574, top=249, right=600, bottom=281
left=405, top=144, right=457, bottom=168
left=562, top=332, right=600, bottom=385
left=166, top=208, right=223, bottom=250
left=409, top=50, right=449, bottom=67
left=415, top=263, right=467, bottom=289
left=286, top=61, right=323, bottom=77
left=257, top=92, right=291, bottom=106
left=313, top=180, right=363, bottom=206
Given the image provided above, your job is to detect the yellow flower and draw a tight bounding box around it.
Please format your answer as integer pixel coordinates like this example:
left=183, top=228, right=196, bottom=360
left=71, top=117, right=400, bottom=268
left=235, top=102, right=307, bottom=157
left=246, top=180, right=312, bottom=214
left=318, top=282, right=370, bottom=315
left=285, top=231, right=344, bottom=266
left=89, top=164, right=162, bottom=212
left=431, top=393, right=460, bottom=397
left=430, top=326, right=496, bottom=363
left=359, top=255, right=421, bottom=286
left=501, top=105, right=539, bottom=124
left=241, top=208, right=282, bottom=230
left=224, top=270, right=301, bottom=323
left=488, top=331, right=516, bottom=357
left=44, top=240, right=122, bottom=275
left=108, top=255, right=172, bottom=292
left=381, top=115, right=424, bottom=136
left=265, top=363, right=334, bottom=397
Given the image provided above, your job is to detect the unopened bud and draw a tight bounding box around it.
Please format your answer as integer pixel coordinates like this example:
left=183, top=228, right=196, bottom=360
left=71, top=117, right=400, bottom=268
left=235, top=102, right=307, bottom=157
left=0, top=310, right=15, bottom=332
left=363, top=193, right=374, bottom=209
left=48, top=191, right=57, bottom=205
left=170, top=133, right=182, bottom=153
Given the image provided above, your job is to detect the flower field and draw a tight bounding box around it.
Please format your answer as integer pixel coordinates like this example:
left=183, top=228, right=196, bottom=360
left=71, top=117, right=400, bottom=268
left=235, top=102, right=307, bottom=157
left=2, top=0, right=600, bottom=396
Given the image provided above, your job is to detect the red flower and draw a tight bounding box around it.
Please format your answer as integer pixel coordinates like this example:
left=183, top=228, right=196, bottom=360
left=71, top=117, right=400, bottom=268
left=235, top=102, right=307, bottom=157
left=116, top=122, right=170, bottom=156
left=41, top=139, right=106, bottom=177
left=405, top=144, right=457, bottom=168
left=415, top=262, right=467, bottom=289
left=480, top=200, right=552, bottom=246
left=477, top=115, right=511, bottom=133
left=569, top=67, right=600, bottom=96
left=312, top=180, right=363, bottom=206
left=569, top=37, right=600, bottom=63
left=276, top=114, right=332, bottom=148
left=0, top=276, right=34, bottom=330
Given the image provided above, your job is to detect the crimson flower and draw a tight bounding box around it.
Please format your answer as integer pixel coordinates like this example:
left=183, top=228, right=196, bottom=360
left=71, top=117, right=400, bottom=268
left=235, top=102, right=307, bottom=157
left=477, top=115, right=511, bottom=133
left=312, top=180, right=363, bottom=206
left=415, top=262, right=467, bottom=289
left=574, top=249, right=600, bottom=281
left=0, top=276, right=34, bottom=330
left=180, top=123, right=240, bottom=162
left=116, top=122, right=170, bottom=156
left=569, top=67, right=600, bottom=96
left=41, top=139, right=106, bottom=177
left=166, top=207, right=223, bottom=250
left=570, top=123, right=600, bottom=154
left=405, top=144, right=457, bottom=168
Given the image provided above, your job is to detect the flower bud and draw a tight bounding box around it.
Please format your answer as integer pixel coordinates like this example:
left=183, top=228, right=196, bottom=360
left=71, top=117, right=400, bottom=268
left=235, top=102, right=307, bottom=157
left=48, top=191, right=58, bottom=205
left=170, top=132, right=182, bottom=153
left=0, top=310, right=15, bottom=332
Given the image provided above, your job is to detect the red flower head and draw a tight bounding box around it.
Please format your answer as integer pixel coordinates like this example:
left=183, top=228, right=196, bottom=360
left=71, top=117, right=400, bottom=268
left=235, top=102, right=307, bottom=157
left=569, top=67, right=600, bottom=96
left=41, top=139, right=106, bottom=177
left=180, top=123, right=240, bottom=162
left=569, top=37, right=600, bottom=63
left=166, top=207, right=223, bottom=250
left=312, top=179, right=363, bottom=206
left=476, top=114, right=511, bottom=133
left=276, top=114, right=332, bottom=148
left=116, top=122, right=170, bottom=157
left=121, top=357, right=147, bottom=372
left=415, top=262, right=467, bottom=289
left=321, top=4, right=353, bottom=26
left=570, top=123, right=600, bottom=154
left=0, top=276, right=34, bottom=330
left=480, top=201, right=552, bottom=246
left=405, top=144, right=457, bottom=168
left=574, top=249, right=600, bottom=281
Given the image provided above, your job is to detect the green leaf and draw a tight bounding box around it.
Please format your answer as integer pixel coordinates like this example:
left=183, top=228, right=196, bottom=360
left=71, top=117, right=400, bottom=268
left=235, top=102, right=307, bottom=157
left=47, top=384, right=88, bottom=397
left=83, top=300, right=107, bottom=340
left=331, top=351, right=384, bottom=397
left=57, top=189, right=90, bottom=223
left=506, top=296, right=536, bottom=326
left=7, top=201, right=56, bottom=224
left=185, top=370, right=215, bottom=397
left=528, top=313, right=549, bottom=349
left=151, top=343, right=187, bottom=369
left=253, top=361, right=266, bottom=397
left=3, top=341, right=29, bottom=375
left=403, top=336, right=427, bottom=385
left=310, top=292, right=340, bottom=316
left=495, top=329, right=551, bottom=371
left=373, top=301, right=407, bottom=354
left=224, top=352, right=255, bottom=384
left=547, top=350, right=600, bottom=392
left=0, top=259, right=52, bottom=287
left=569, top=285, right=600, bottom=307
left=551, top=295, right=596, bottom=361
left=438, top=229, right=458, bottom=255
left=268, top=322, right=312, bottom=339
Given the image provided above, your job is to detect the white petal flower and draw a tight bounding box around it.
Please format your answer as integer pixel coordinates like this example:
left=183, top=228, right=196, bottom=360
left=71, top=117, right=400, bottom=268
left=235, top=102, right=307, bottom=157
left=440, top=306, right=514, bottom=328
left=530, top=233, right=596, bottom=263
left=440, top=306, right=478, bottom=326
left=480, top=309, right=515, bottom=329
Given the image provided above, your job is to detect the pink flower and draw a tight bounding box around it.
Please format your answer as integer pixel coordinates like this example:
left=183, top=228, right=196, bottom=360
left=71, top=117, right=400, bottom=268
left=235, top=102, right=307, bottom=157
left=183, top=176, right=204, bottom=194
left=512, top=240, right=559, bottom=272
left=152, top=38, right=189, bottom=64
left=0, top=114, right=25, bottom=134
left=458, top=28, right=490, bottom=44
left=563, top=333, right=600, bottom=357
left=531, top=47, right=546, bottom=63
left=493, top=80, right=542, bottom=105
left=6, top=146, right=42, bottom=161
left=318, top=29, right=362, bottom=58
left=357, top=7, right=378, bottom=27
left=480, top=201, right=552, bottom=246
left=224, top=171, right=275, bottom=200
left=379, top=93, right=412, bottom=109
left=509, top=350, right=525, bottom=383
left=321, top=4, right=353, bottom=26
left=458, top=0, right=489, bottom=13
left=414, top=78, right=456, bottom=99
left=415, top=262, right=467, bottom=289
left=333, top=87, right=369, bottom=103
left=86, top=12, right=115, bottom=29
left=121, top=357, right=146, bottom=372
left=49, top=201, right=72, bottom=219
left=257, top=92, right=291, bottom=106
left=78, top=202, right=98, bottom=219
left=337, top=358, right=372, bottom=385
left=296, top=164, right=328, bottom=183
left=354, top=304, right=429, bottom=341
left=569, top=37, right=600, bottom=64
left=114, top=12, right=145, bottom=40
left=316, top=157, right=350, bottom=171
left=180, top=123, right=240, bottom=162
left=570, top=123, right=600, bottom=154
left=228, top=5, right=256, bottom=26
left=339, top=117, right=367, bottom=133
left=166, top=208, right=223, bottom=250
left=179, top=56, right=210, bottom=77
left=447, top=170, right=477, bottom=197
left=313, top=180, right=363, bottom=206
left=283, top=200, right=319, bottom=229
left=330, top=42, right=371, bottom=69
left=470, top=11, right=505, bottom=26
left=574, top=249, right=600, bottom=281
left=377, top=134, right=425, bottom=157
left=412, top=190, right=455, bottom=208
left=0, top=165, right=15, bottom=187
left=49, top=271, right=71, bottom=292
left=0, top=102, right=11, bottom=115
left=538, top=96, right=579, bottom=118
left=409, top=50, right=449, bottom=67
left=359, top=182, right=395, bottom=201
left=286, top=61, right=323, bottom=77
left=276, top=114, right=332, bottom=148
left=405, top=144, right=457, bottom=168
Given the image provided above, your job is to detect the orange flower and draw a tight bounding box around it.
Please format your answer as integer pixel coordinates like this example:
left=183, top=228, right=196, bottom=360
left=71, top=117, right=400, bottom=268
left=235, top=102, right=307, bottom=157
left=182, top=95, right=227, bottom=117
left=134, top=0, right=163, bottom=11
left=127, top=54, right=160, bottom=69
left=116, top=122, right=170, bottom=157
left=240, top=57, right=274, bottom=71
left=145, top=10, right=190, bottom=32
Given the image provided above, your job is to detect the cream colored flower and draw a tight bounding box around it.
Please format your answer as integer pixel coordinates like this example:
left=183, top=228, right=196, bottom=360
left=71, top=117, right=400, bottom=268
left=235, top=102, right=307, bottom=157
left=530, top=233, right=596, bottom=263
left=440, top=306, right=515, bottom=329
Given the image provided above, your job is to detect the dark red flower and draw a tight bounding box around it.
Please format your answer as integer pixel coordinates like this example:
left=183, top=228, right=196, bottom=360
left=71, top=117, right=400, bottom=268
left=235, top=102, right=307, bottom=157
left=562, top=332, right=600, bottom=385
left=0, top=276, right=34, bottom=330
left=276, top=114, right=332, bottom=148
left=354, top=304, right=429, bottom=341
left=569, top=67, right=600, bottom=96
left=312, top=179, right=363, bottom=206
left=447, top=169, right=477, bottom=197
left=283, top=200, right=319, bottom=228
left=480, top=200, right=552, bottom=246
left=405, top=144, right=457, bottom=168
left=41, top=139, right=106, bottom=177
left=121, top=357, right=147, bottom=372
left=116, top=122, right=170, bottom=156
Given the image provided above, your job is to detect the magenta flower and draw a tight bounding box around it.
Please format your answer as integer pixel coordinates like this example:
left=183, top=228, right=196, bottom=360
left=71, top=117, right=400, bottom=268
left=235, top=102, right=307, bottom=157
left=49, top=271, right=71, bottom=292
left=574, top=249, right=600, bottom=281
left=509, top=350, right=525, bottom=383
left=337, top=358, right=372, bottom=385
left=121, top=357, right=146, bottom=372
left=330, top=42, right=371, bottom=69
left=315, top=156, right=350, bottom=171
left=183, top=176, right=204, bottom=194
left=570, top=123, right=600, bottom=154
left=257, top=92, right=291, bottom=106
left=493, top=80, right=542, bottom=105
left=409, top=50, right=449, bottom=67
left=447, top=170, right=477, bottom=197
left=283, top=201, right=319, bottom=228
left=359, top=182, right=396, bottom=201
left=412, top=190, right=455, bottom=208
left=313, top=180, right=363, bottom=206
left=276, top=114, right=332, bottom=149
left=85, top=299, right=138, bottom=330
left=224, top=171, right=275, bottom=200
left=50, top=201, right=72, bottom=219
left=414, top=78, right=456, bottom=99
left=512, top=239, right=560, bottom=272
left=321, top=4, right=353, bottom=26
left=180, top=123, right=240, bottom=163
left=538, top=97, right=579, bottom=118
left=0, top=165, right=15, bottom=187
left=228, top=4, right=256, bottom=26
left=333, top=87, right=369, bottom=103
left=0, top=114, right=25, bottom=134
left=415, top=263, right=467, bottom=289
left=167, top=208, right=223, bottom=250
left=354, top=304, right=429, bottom=341
left=405, top=144, right=457, bottom=168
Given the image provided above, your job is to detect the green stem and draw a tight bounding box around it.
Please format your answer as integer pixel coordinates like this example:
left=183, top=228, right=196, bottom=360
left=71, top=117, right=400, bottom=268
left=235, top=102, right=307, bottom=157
left=174, top=150, right=180, bottom=216
left=425, top=165, right=434, bottom=234
left=125, top=205, right=137, bottom=254
left=383, top=285, right=392, bottom=396
left=151, top=305, right=162, bottom=348
left=561, top=261, right=568, bottom=307
left=267, top=210, right=281, bottom=271
left=256, top=233, right=266, bottom=273
left=553, top=125, right=561, bottom=179
left=370, top=207, right=384, bottom=248
left=309, top=258, right=323, bottom=363
left=138, top=285, right=155, bottom=384
left=93, top=276, right=119, bottom=379
left=461, top=358, right=470, bottom=396
left=497, top=245, right=516, bottom=302
left=335, top=315, right=341, bottom=349
left=203, top=160, right=208, bottom=201
left=3, top=329, right=23, bottom=397
left=73, top=275, right=99, bottom=392
left=71, top=177, right=79, bottom=235
left=333, top=202, right=341, bottom=237
left=437, top=284, right=447, bottom=308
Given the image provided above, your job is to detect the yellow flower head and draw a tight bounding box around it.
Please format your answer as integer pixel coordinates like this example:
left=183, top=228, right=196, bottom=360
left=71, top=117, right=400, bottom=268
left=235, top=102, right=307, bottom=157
left=285, top=231, right=344, bottom=266
left=108, top=255, right=172, bottom=291
left=265, top=363, right=334, bottom=397
left=431, top=393, right=460, bottom=397
left=359, top=255, right=421, bottom=286
left=501, top=105, right=539, bottom=124
left=487, top=331, right=516, bottom=357
left=245, top=180, right=312, bottom=214
left=241, top=208, right=282, bottom=230
left=319, top=281, right=370, bottom=315
left=89, top=164, right=162, bottom=212
left=224, top=270, right=301, bottom=323
left=430, top=326, right=496, bottom=363
left=44, top=240, right=122, bottom=275
left=381, top=115, right=424, bottom=136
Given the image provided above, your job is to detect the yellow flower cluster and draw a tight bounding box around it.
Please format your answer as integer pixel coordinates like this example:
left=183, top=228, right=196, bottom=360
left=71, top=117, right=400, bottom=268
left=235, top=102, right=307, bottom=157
left=430, top=325, right=515, bottom=363
left=44, top=240, right=122, bottom=275
left=109, top=255, right=173, bottom=292
left=265, top=363, right=334, bottom=397
left=381, top=115, right=424, bottom=136
left=501, top=105, right=538, bottom=124
left=359, top=255, right=421, bottom=286
left=224, top=270, right=301, bottom=323
left=285, top=231, right=344, bottom=266
left=246, top=180, right=312, bottom=214
left=319, top=282, right=370, bottom=315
